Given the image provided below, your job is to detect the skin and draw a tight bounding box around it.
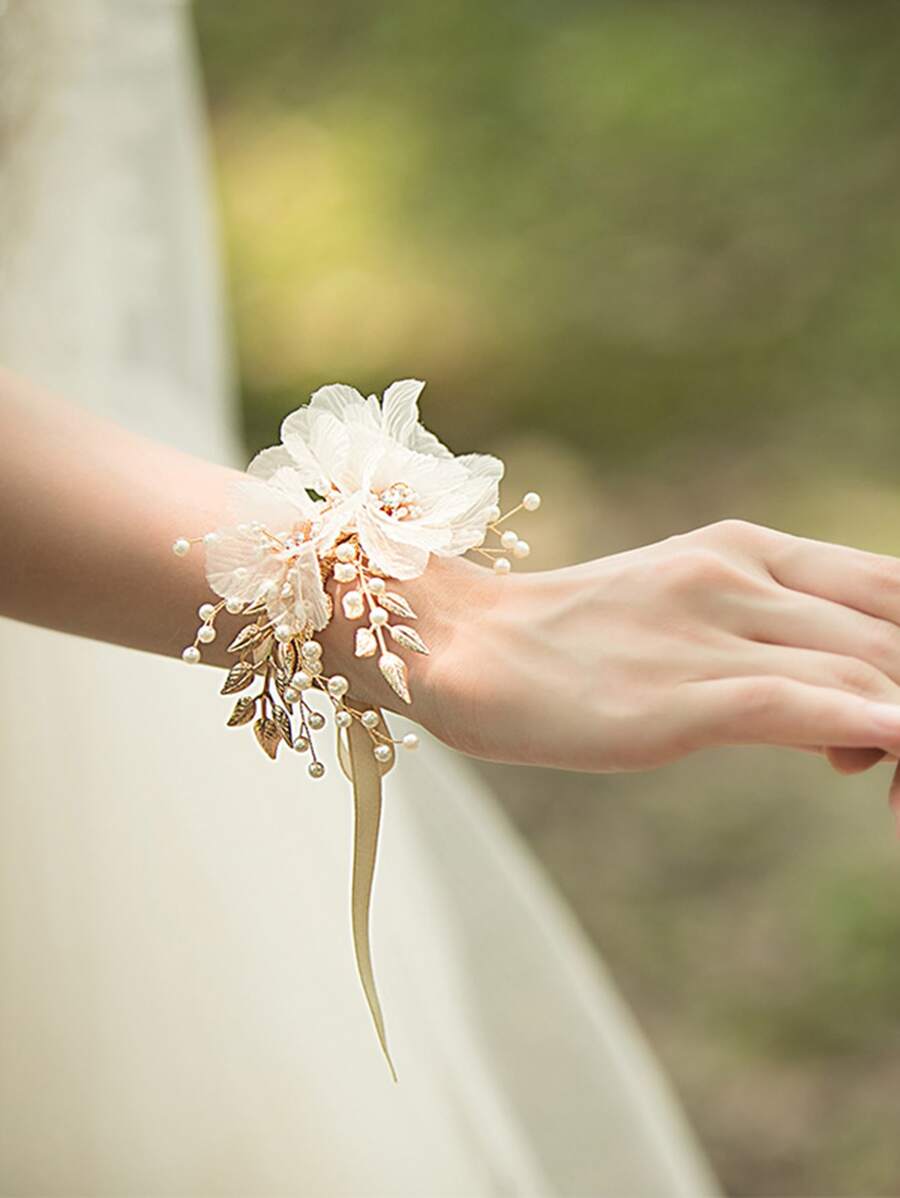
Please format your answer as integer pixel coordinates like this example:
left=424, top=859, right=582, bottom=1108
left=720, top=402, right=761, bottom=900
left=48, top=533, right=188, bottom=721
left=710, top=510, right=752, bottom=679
left=3, top=367, right=900, bottom=826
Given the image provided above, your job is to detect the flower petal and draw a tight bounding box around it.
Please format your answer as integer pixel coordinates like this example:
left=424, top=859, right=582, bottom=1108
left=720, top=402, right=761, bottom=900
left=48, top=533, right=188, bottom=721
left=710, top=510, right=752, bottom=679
left=228, top=475, right=319, bottom=528
left=295, top=543, right=332, bottom=630
left=409, top=423, right=453, bottom=459
left=356, top=509, right=430, bottom=579
left=308, top=410, right=353, bottom=489
left=247, top=444, right=295, bottom=480
left=380, top=379, right=425, bottom=447
left=206, top=527, right=280, bottom=605
left=277, top=412, right=330, bottom=488
left=309, top=383, right=377, bottom=427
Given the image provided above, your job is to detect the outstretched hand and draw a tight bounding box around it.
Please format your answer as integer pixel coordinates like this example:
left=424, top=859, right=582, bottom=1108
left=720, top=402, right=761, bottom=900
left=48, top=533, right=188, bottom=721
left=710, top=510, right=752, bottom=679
left=392, top=519, right=900, bottom=829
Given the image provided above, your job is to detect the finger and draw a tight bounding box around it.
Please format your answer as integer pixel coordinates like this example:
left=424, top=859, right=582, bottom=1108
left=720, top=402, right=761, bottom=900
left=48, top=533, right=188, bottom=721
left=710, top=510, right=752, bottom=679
left=763, top=531, right=900, bottom=627
left=740, top=587, right=900, bottom=687
left=826, top=746, right=888, bottom=774
left=679, top=676, right=900, bottom=753
left=717, top=641, right=900, bottom=704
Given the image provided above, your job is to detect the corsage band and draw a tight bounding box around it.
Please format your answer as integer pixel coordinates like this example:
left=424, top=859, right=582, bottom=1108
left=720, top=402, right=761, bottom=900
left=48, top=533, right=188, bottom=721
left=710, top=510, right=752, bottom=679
left=172, top=380, right=541, bottom=1079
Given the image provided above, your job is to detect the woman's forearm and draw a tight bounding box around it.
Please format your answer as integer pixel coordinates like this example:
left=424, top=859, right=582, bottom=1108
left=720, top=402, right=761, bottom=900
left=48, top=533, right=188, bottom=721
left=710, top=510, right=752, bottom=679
left=0, top=368, right=245, bottom=664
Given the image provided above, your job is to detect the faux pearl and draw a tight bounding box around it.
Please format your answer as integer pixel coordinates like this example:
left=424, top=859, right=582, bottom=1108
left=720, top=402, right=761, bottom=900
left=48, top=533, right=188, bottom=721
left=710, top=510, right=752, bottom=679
left=486, top=505, right=501, bottom=523
left=513, top=539, right=530, bottom=559
left=342, top=590, right=365, bottom=620
left=308, top=761, right=326, bottom=779
left=361, top=710, right=379, bottom=729
left=522, top=491, right=541, bottom=511
left=334, top=562, right=357, bottom=584
left=402, top=732, right=419, bottom=751
left=370, top=606, right=389, bottom=627
left=172, top=538, right=190, bottom=557
left=225, top=598, right=243, bottom=615
left=308, top=712, right=326, bottom=731
left=203, top=531, right=219, bottom=546
left=280, top=582, right=293, bottom=598
left=198, top=603, right=216, bottom=620
left=283, top=687, right=300, bottom=704
left=368, top=577, right=386, bottom=595
left=291, top=670, right=312, bottom=690
left=374, top=744, right=392, bottom=764
left=292, top=735, right=310, bottom=753
left=274, top=623, right=293, bottom=642
left=493, top=557, right=511, bottom=574
left=301, top=640, right=322, bottom=660
left=500, top=529, right=518, bottom=550
left=197, top=625, right=216, bottom=644
left=335, top=541, right=356, bottom=563
left=181, top=645, right=201, bottom=664
left=335, top=710, right=352, bottom=729
left=328, top=675, right=349, bottom=698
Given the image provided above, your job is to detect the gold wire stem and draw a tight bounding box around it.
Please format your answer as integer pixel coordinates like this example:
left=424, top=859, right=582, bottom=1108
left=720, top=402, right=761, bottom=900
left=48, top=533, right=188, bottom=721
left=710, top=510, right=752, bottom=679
left=491, top=502, right=524, bottom=528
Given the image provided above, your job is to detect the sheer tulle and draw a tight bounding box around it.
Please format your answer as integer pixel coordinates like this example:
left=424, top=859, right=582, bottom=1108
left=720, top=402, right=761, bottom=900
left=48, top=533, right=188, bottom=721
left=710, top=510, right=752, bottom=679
left=0, top=2, right=717, bottom=1192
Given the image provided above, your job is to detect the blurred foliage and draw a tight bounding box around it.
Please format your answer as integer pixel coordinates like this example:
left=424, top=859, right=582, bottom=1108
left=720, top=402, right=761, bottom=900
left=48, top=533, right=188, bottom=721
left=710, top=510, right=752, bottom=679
left=196, top=0, right=900, bottom=486
left=194, top=3, right=900, bottom=1194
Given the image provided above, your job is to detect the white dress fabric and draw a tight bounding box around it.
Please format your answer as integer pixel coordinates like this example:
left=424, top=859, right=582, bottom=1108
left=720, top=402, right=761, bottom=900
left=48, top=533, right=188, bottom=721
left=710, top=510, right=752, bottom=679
left=0, top=2, right=718, bottom=1194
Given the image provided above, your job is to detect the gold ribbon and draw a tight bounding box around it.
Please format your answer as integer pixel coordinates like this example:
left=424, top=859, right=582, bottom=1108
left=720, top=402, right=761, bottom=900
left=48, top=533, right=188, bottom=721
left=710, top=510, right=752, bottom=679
left=337, top=711, right=398, bottom=1082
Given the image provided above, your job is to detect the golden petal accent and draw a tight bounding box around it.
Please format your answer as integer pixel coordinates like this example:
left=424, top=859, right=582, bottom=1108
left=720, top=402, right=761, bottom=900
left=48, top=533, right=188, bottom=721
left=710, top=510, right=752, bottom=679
left=226, top=695, right=256, bottom=726
left=220, top=661, right=254, bottom=695
left=378, top=652, right=411, bottom=704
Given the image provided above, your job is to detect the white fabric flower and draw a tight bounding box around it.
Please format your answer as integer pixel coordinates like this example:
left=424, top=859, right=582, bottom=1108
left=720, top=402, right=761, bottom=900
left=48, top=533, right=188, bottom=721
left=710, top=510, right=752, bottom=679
left=247, top=380, right=504, bottom=579
left=205, top=478, right=332, bottom=632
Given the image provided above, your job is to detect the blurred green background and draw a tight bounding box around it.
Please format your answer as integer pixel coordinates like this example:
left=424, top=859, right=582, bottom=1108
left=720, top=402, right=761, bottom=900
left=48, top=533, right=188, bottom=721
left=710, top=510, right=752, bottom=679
left=193, top=3, right=900, bottom=1193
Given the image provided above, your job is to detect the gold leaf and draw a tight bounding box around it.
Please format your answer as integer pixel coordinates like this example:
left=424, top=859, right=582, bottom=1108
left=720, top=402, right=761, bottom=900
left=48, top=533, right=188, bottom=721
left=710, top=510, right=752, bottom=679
left=380, top=591, right=417, bottom=620
left=221, top=660, right=254, bottom=695
left=355, top=627, right=377, bottom=658
left=276, top=639, right=299, bottom=676
left=227, top=695, right=256, bottom=726
left=227, top=623, right=263, bottom=653
left=388, top=624, right=430, bottom=655
left=378, top=651, right=411, bottom=704
left=273, top=668, right=291, bottom=703
left=271, top=705, right=293, bottom=746
left=249, top=631, right=274, bottom=667
left=253, top=717, right=280, bottom=759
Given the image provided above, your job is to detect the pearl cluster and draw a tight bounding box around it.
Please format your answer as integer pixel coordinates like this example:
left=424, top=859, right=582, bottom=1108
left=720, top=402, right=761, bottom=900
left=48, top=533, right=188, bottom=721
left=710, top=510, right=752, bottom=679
left=172, top=534, right=419, bottom=773
left=374, top=481, right=422, bottom=521
left=473, top=491, right=541, bottom=573
left=324, top=534, right=430, bottom=707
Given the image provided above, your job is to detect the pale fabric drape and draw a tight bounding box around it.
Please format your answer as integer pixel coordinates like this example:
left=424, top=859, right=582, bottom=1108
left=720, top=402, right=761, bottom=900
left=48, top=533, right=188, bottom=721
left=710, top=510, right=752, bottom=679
left=0, top=2, right=718, bottom=1193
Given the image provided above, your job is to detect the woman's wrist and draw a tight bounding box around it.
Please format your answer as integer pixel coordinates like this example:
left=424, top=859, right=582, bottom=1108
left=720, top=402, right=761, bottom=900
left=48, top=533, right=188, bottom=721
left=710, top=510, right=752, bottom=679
left=314, top=555, right=511, bottom=738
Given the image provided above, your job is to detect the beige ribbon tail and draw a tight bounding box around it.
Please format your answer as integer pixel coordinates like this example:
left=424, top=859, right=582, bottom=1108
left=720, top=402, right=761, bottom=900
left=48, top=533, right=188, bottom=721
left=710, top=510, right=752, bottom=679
left=338, top=714, right=398, bottom=1083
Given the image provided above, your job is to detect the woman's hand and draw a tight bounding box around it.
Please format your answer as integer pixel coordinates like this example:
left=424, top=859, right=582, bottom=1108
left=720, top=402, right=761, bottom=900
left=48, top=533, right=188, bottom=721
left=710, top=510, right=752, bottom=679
left=396, top=519, right=900, bottom=811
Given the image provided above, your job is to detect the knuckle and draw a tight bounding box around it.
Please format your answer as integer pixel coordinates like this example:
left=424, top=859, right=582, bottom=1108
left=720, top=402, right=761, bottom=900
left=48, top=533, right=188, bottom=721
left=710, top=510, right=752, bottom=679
left=697, top=518, right=770, bottom=548
left=712, top=517, right=755, bottom=541
left=730, top=675, right=788, bottom=719
left=864, top=619, right=900, bottom=662
left=666, top=548, right=737, bottom=593
left=833, top=658, right=883, bottom=697
left=867, top=554, right=900, bottom=596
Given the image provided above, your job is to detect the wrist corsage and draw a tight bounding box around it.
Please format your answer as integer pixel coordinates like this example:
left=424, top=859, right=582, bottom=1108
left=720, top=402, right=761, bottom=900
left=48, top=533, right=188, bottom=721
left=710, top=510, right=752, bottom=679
left=172, top=380, right=540, bottom=1079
